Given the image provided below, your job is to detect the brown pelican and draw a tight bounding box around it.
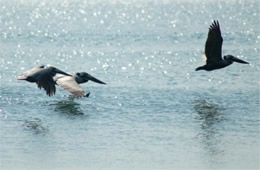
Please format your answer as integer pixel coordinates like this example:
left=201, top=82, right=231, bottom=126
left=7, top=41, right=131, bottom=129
left=196, top=20, right=249, bottom=71
left=17, top=65, right=71, bottom=96
left=55, top=72, right=106, bottom=97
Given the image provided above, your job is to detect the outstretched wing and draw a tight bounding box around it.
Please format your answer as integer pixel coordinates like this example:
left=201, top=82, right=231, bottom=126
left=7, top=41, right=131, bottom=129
left=35, top=69, right=56, bottom=96
left=17, top=65, right=45, bottom=80
left=205, top=20, right=223, bottom=64
left=56, top=75, right=85, bottom=97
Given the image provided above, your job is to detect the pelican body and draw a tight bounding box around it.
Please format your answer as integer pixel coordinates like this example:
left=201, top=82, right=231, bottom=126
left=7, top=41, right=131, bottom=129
left=196, top=20, right=249, bottom=71
left=17, top=65, right=71, bottom=96
left=55, top=72, right=106, bottom=97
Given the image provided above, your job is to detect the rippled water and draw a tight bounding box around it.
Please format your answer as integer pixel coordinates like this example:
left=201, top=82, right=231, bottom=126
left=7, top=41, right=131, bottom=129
left=0, top=0, right=259, bottom=169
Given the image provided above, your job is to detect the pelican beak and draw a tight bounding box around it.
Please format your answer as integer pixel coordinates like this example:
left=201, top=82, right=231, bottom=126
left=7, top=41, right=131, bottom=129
left=55, top=69, right=72, bottom=76
left=87, top=74, right=106, bottom=84
left=232, top=57, right=249, bottom=64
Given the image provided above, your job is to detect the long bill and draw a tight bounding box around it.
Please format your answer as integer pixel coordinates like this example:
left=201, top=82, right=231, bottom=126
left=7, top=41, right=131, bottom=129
left=87, top=74, right=106, bottom=84
left=232, top=56, right=249, bottom=64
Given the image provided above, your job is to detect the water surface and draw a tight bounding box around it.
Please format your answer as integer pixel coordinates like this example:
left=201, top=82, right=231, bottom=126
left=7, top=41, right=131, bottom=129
left=0, top=0, right=259, bottom=169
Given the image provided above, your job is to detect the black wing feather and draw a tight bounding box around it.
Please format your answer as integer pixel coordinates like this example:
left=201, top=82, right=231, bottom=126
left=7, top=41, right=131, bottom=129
left=205, top=20, right=223, bottom=64
left=36, top=70, right=56, bottom=96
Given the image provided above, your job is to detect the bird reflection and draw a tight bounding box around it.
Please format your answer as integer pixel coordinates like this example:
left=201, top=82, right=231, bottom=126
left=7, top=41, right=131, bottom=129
left=193, top=99, right=225, bottom=155
left=51, top=97, right=84, bottom=116
left=194, top=99, right=224, bottom=129
left=23, top=118, right=49, bottom=135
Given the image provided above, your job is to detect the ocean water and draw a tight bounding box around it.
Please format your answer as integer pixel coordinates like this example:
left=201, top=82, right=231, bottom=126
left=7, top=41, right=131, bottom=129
left=0, top=0, right=259, bottom=169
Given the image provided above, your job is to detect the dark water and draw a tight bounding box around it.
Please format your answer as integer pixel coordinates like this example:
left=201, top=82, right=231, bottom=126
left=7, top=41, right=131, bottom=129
left=0, top=0, right=259, bottom=169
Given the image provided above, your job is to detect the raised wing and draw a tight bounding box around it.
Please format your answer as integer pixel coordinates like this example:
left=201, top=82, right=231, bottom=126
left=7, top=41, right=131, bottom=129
left=56, top=75, right=85, bottom=97
left=35, top=69, right=56, bottom=96
left=204, top=20, right=223, bottom=64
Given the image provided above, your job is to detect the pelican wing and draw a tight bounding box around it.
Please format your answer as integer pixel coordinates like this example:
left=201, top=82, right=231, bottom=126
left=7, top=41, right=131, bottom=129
left=56, top=75, right=85, bottom=97
left=17, top=65, right=45, bottom=80
left=35, top=69, right=56, bottom=96
left=205, top=20, right=223, bottom=64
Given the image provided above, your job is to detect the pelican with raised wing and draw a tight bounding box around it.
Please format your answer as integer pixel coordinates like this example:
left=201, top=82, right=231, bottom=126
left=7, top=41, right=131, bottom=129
left=17, top=65, right=71, bottom=96
left=196, top=20, right=249, bottom=71
left=55, top=72, right=106, bottom=97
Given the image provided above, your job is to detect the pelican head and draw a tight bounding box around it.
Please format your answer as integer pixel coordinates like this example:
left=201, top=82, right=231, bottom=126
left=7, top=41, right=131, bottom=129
left=224, top=55, right=249, bottom=64
left=75, top=72, right=106, bottom=84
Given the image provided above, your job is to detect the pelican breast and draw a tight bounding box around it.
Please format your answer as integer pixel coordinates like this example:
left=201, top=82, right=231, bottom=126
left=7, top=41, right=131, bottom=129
left=56, top=74, right=85, bottom=97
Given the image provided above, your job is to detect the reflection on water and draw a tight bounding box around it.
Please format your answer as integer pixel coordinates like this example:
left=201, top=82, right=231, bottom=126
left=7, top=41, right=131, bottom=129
left=22, top=118, right=49, bottom=135
left=194, top=99, right=224, bottom=129
left=51, top=97, right=84, bottom=116
left=193, top=99, right=225, bottom=155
